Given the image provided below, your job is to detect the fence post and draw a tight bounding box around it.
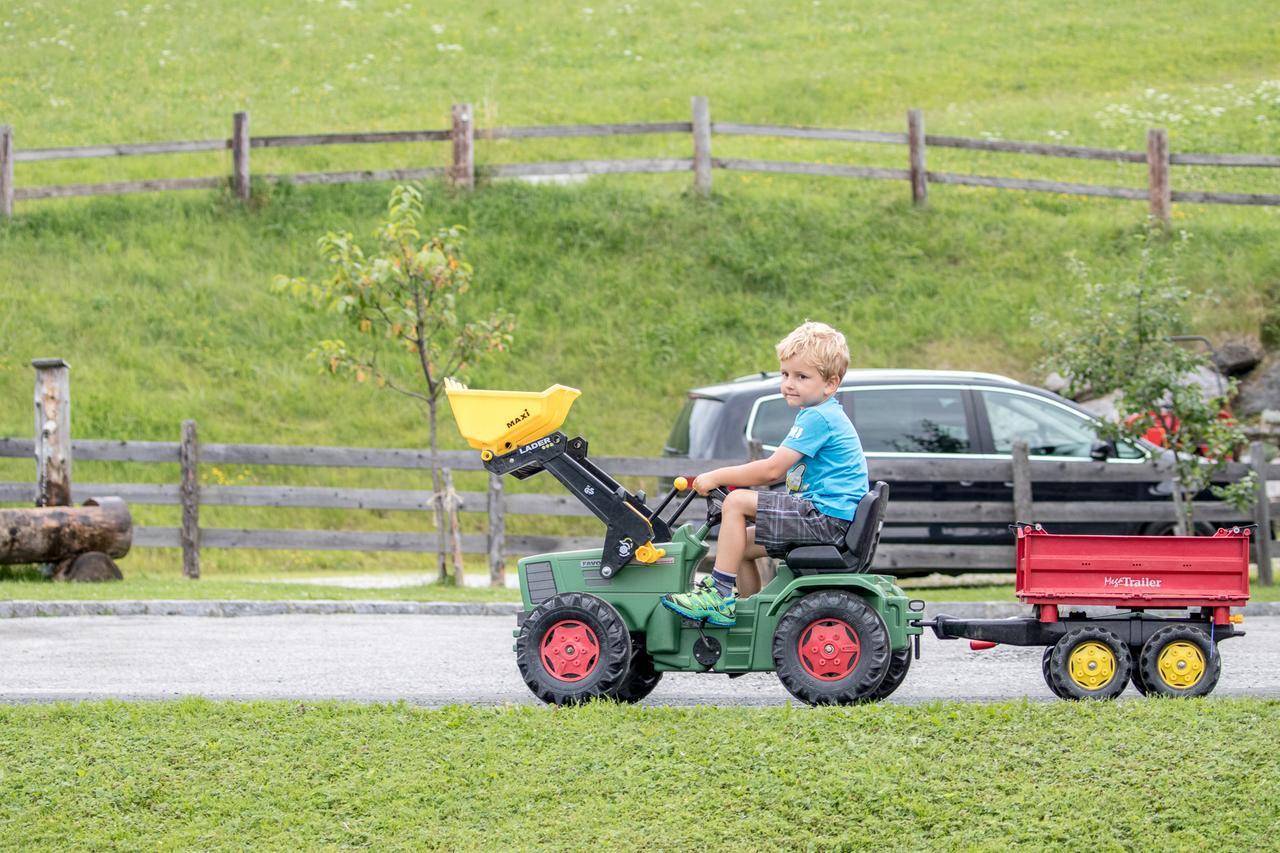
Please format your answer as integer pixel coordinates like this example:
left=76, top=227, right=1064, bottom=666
left=32, top=359, right=72, bottom=509
left=1, top=124, right=13, bottom=219
left=451, top=103, right=474, bottom=189
left=1012, top=441, right=1033, bottom=523
left=233, top=111, right=250, bottom=202
left=908, top=109, right=927, bottom=207
left=180, top=419, right=201, bottom=579
left=1147, top=127, right=1171, bottom=224
left=488, top=471, right=505, bottom=587
left=692, top=96, right=712, bottom=195
left=1252, top=441, right=1273, bottom=585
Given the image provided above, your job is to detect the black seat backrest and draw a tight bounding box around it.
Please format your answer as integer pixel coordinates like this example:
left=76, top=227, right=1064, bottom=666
left=783, top=480, right=890, bottom=574
left=843, top=480, right=890, bottom=572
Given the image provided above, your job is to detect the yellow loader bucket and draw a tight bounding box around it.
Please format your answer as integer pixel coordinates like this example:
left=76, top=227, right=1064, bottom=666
left=444, top=379, right=582, bottom=459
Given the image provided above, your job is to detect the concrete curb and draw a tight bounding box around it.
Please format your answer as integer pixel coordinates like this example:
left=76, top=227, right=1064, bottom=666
left=2, top=599, right=1278, bottom=619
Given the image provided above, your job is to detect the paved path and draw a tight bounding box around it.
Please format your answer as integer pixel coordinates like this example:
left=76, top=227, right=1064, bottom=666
left=1, top=614, right=1275, bottom=705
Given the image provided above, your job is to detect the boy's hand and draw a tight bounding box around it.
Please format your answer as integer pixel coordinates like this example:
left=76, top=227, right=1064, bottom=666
left=692, top=473, right=719, bottom=496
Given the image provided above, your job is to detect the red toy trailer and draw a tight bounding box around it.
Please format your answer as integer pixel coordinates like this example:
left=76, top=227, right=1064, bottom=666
left=925, top=524, right=1251, bottom=699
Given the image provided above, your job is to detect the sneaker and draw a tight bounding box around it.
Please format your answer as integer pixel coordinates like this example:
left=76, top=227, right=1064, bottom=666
left=661, top=577, right=736, bottom=627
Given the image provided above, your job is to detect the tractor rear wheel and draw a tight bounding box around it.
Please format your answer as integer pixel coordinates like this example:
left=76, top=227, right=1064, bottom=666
left=1047, top=627, right=1132, bottom=701
left=1138, top=625, right=1220, bottom=697
left=772, top=590, right=890, bottom=706
left=516, top=592, right=632, bottom=706
left=614, top=639, right=663, bottom=704
left=866, top=645, right=912, bottom=702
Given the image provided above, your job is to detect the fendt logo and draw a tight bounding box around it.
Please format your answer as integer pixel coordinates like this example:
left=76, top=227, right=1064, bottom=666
left=1103, top=576, right=1163, bottom=588
left=506, top=409, right=531, bottom=429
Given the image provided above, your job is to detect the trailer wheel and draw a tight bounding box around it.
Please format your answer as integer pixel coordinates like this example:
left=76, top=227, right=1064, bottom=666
left=1041, top=647, right=1070, bottom=699
left=1138, top=625, right=1220, bottom=698
left=1048, top=627, right=1132, bottom=701
left=613, top=639, right=663, bottom=704
left=866, top=645, right=912, bottom=702
left=516, top=592, right=632, bottom=706
left=772, top=591, right=890, bottom=706
left=1129, top=647, right=1150, bottom=695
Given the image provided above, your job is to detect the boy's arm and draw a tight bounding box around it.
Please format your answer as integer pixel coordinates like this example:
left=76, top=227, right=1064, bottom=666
left=694, top=447, right=802, bottom=495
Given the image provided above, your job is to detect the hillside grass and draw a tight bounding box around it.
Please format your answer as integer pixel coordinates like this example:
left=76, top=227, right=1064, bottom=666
left=1, top=0, right=1277, bottom=577
left=1, top=699, right=1277, bottom=848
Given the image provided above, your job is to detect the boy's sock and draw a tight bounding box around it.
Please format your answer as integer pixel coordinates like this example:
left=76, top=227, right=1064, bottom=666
left=711, top=568, right=736, bottom=599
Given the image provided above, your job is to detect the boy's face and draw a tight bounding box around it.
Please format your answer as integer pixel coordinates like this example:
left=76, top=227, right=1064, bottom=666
left=779, top=355, right=840, bottom=407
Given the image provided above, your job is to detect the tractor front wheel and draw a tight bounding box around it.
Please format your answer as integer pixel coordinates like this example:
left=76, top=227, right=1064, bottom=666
left=1047, top=627, right=1132, bottom=701
left=772, top=590, right=891, bottom=706
left=516, top=592, right=632, bottom=706
left=1138, top=625, right=1220, bottom=698
left=614, top=639, right=663, bottom=704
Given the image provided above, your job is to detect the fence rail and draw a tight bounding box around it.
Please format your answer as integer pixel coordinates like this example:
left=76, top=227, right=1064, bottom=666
left=3, top=96, right=1278, bottom=220
left=2, top=430, right=1275, bottom=582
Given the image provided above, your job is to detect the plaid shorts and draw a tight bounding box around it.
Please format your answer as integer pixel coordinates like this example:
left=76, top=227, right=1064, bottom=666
left=752, top=490, right=852, bottom=559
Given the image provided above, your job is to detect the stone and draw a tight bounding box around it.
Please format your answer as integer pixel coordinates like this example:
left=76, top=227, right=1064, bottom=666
left=1211, top=337, right=1263, bottom=377
left=1236, top=354, right=1280, bottom=418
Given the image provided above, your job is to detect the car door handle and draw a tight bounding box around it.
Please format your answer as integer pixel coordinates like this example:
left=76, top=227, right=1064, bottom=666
left=1002, top=481, right=1014, bottom=488
left=959, top=480, right=975, bottom=487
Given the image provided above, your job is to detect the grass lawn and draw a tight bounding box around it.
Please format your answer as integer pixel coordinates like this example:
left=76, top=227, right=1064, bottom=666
left=0, top=699, right=1277, bottom=848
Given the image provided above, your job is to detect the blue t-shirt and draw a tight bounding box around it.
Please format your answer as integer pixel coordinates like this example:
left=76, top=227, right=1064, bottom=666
left=780, top=396, right=869, bottom=521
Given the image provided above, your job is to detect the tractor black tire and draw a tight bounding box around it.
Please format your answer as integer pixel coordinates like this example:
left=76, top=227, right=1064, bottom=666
left=614, top=639, right=663, bottom=704
left=866, top=645, right=912, bottom=702
left=772, top=590, right=891, bottom=706
left=1041, top=646, right=1071, bottom=699
left=516, top=592, right=632, bottom=706
left=1129, top=647, right=1150, bottom=695
left=1138, top=625, right=1220, bottom=698
left=1047, top=627, right=1132, bottom=701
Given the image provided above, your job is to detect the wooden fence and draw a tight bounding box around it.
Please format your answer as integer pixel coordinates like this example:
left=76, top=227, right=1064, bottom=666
left=1, top=430, right=1274, bottom=585
left=4, top=97, right=1279, bottom=221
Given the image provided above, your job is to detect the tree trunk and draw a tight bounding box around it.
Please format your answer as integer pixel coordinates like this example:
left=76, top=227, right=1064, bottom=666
left=443, top=467, right=466, bottom=585
left=428, top=397, right=448, bottom=584
left=1171, top=478, right=1191, bottom=536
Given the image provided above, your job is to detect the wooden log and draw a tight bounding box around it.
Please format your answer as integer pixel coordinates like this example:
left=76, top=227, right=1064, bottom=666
left=15, top=177, right=223, bottom=200
left=1011, top=441, right=1033, bottom=523
left=1253, top=442, right=1274, bottom=585
left=451, top=103, right=474, bottom=189
left=0, top=124, right=13, bottom=218
left=1148, top=128, right=1171, bottom=223
left=479, top=122, right=691, bottom=140
left=1169, top=152, right=1280, bottom=168
left=692, top=96, right=712, bottom=195
left=443, top=468, right=465, bottom=585
left=925, top=135, right=1146, bottom=163
left=488, top=472, right=505, bottom=588
left=908, top=109, right=927, bottom=206
left=272, top=167, right=448, bottom=186
left=232, top=112, right=250, bottom=202
left=1170, top=190, right=1280, bottom=207
left=717, top=159, right=911, bottom=181
left=33, top=359, right=72, bottom=508
left=252, top=129, right=451, bottom=148
left=926, top=171, right=1147, bottom=200
left=0, top=499, right=132, bottom=563
left=711, top=124, right=907, bottom=144
left=15, top=139, right=228, bottom=161
left=180, top=420, right=201, bottom=579
left=488, top=159, right=694, bottom=178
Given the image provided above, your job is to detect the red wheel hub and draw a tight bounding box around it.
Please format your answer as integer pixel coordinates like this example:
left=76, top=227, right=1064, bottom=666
left=798, top=618, right=860, bottom=681
left=539, top=619, right=601, bottom=682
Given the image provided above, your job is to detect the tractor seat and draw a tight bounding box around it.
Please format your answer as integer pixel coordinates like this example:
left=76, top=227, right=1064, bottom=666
left=784, top=481, right=890, bottom=574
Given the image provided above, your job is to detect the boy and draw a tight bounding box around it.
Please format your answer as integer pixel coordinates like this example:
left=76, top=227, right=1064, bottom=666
left=661, top=321, right=869, bottom=627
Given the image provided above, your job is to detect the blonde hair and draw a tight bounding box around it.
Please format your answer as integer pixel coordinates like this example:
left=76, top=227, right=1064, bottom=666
left=776, top=321, right=849, bottom=381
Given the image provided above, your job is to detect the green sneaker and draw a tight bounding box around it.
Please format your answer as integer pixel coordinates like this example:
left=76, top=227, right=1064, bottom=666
left=661, top=577, right=736, bottom=627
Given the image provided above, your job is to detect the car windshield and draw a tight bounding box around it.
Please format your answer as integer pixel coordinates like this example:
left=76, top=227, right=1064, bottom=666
left=981, top=390, right=1144, bottom=459
left=665, top=397, right=724, bottom=458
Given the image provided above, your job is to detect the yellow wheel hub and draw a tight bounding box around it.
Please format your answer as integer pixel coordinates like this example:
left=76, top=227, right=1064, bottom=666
left=1157, top=641, right=1206, bottom=689
left=1068, top=641, right=1117, bottom=690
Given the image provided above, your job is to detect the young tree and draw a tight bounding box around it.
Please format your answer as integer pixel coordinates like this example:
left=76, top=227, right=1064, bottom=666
left=1041, top=224, right=1254, bottom=535
left=274, top=184, right=514, bottom=583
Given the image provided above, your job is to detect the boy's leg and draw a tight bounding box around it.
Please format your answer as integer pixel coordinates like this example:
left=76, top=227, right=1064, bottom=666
left=732, top=526, right=770, bottom=598
left=660, top=490, right=758, bottom=626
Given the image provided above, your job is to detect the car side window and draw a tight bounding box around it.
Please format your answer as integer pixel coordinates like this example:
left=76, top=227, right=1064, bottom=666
left=748, top=392, right=844, bottom=449
left=981, top=390, right=1142, bottom=459
left=851, top=388, right=972, bottom=453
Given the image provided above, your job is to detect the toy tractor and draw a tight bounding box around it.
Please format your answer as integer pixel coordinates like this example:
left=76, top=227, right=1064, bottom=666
left=446, top=381, right=924, bottom=706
